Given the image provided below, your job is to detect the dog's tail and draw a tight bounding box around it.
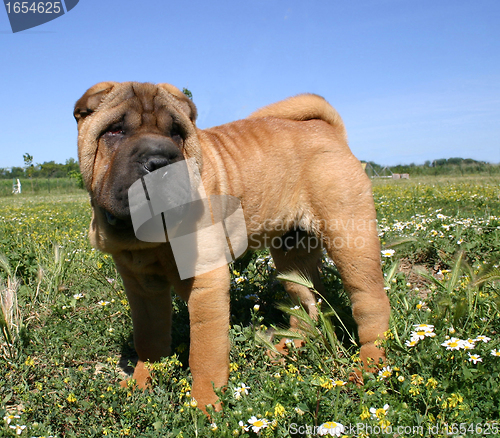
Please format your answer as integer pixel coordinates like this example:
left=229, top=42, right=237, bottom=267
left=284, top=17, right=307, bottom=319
left=247, top=94, right=347, bottom=140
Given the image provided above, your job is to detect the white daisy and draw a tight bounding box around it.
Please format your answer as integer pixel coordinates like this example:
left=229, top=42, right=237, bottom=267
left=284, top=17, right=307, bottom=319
left=9, top=424, right=26, bottom=435
left=381, top=249, right=395, bottom=257
left=413, top=324, right=434, bottom=332
left=3, top=415, right=20, bottom=425
left=474, top=335, right=491, bottom=343
left=233, top=383, right=250, bottom=399
left=370, top=404, right=389, bottom=419
left=247, top=416, right=269, bottom=433
left=441, top=338, right=464, bottom=350
left=378, top=366, right=393, bottom=379
left=468, top=353, right=482, bottom=364
left=318, top=421, right=345, bottom=436
left=405, top=338, right=419, bottom=347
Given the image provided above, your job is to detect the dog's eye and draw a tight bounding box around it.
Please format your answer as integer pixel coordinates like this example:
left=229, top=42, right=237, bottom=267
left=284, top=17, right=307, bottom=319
left=107, top=129, right=125, bottom=136
left=103, top=123, right=125, bottom=136
left=170, top=125, right=183, bottom=145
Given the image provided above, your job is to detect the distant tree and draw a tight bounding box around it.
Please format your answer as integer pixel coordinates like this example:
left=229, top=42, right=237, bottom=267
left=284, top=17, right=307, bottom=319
left=39, top=161, right=60, bottom=177
left=448, top=157, right=463, bottom=165
left=68, top=170, right=84, bottom=189
left=23, top=153, right=35, bottom=190
left=10, top=167, right=24, bottom=178
left=64, top=158, right=80, bottom=175
left=182, top=88, right=193, bottom=100
left=23, top=153, right=33, bottom=169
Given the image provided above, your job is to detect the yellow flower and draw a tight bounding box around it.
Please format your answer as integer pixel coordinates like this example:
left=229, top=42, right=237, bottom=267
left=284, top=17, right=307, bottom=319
left=274, top=403, right=286, bottom=418
left=379, top=419, right=391, bottom=429
left=426, top=378, right=438, bottom=389
left=67, top=393, right=77, bottom=403
left=178, top=378, right=191, bottom=393
left=229, top=362, right=239, bottom=372
left=320, top=377, right=334, bottom=390
left=360, top=406, right=371, bottom=420
left=447, top=393, right=463, bottom=408
left=351, top=355, right=361, bottom=363
left=409, top=387, right=420, bottom=396
left=411, top=374, right=424, bottom=385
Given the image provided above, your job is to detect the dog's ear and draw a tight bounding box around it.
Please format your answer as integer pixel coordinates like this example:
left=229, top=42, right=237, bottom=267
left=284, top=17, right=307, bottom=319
left=157, top=83, right=197, bottom=123
left=74, top=82, right=118, bottom=124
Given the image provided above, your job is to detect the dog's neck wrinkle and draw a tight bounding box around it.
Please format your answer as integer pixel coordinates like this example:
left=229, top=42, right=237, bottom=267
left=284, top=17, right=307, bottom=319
left=197, top=130, right=241, bottom=197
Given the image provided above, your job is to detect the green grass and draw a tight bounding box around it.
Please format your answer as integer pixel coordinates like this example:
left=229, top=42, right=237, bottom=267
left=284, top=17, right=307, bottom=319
left=0, top=177, right=499, bottom=437
left=0, top=178, right=83, bottom=197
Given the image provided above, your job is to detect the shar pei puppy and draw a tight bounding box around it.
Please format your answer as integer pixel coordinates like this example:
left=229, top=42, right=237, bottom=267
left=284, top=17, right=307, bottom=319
left=74, top=81, right=390, bottom=412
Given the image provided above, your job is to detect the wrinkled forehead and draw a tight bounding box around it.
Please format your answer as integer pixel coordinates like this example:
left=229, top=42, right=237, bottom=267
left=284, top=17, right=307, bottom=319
left=105, top=82, right=176, bottom=131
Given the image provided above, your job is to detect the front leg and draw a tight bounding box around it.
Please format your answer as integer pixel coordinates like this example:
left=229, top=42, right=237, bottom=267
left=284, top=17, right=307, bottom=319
left=181, top=266, right=231, bottom=412
left=117, top=266, right=172, bottom=389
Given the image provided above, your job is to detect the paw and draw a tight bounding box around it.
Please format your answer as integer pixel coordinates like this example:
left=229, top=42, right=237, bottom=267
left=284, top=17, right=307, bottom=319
left=349, top=342, right=386, bottom=385
left=266, top=338, right=305, bottom=364
left=359, top=342, right=386, bottom=372
left=119, top=360, right=151, bottom=389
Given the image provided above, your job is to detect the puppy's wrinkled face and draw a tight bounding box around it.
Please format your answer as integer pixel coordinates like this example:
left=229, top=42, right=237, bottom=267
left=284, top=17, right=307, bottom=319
left=74, top=82, right=197, bottom=231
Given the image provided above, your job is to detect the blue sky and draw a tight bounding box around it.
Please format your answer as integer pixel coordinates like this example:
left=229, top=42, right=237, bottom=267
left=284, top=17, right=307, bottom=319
left=1, top=0, right=499, bottom=168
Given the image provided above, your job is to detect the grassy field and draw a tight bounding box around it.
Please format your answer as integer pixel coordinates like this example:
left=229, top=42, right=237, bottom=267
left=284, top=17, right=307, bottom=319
left=0, top=175, right=499, bottom=437
left=0, top=178, right=82, bottom=198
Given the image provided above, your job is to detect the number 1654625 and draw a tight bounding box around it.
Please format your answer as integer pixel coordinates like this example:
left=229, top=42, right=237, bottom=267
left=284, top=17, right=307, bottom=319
left=5, top=2, right=62, bottom=14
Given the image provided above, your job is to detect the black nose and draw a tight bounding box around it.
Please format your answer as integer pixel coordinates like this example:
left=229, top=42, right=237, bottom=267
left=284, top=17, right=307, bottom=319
left=143, top=156, right=171, bottom=173
left=134, top=135, right=183, bottom=174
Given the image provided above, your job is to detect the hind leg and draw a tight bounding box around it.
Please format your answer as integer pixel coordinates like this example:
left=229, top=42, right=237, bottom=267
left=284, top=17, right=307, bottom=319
left=318, top=186, right=390, bottom=369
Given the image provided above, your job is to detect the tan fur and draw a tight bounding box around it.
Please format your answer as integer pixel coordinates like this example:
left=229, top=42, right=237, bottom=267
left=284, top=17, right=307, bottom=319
left=74, top=82, right=390, bottom=413
left=248, top=93, right=347, bottom=141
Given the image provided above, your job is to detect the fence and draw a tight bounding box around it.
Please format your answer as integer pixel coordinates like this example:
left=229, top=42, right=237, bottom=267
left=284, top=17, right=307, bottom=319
left=0, top=178, right=84, bottom=197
